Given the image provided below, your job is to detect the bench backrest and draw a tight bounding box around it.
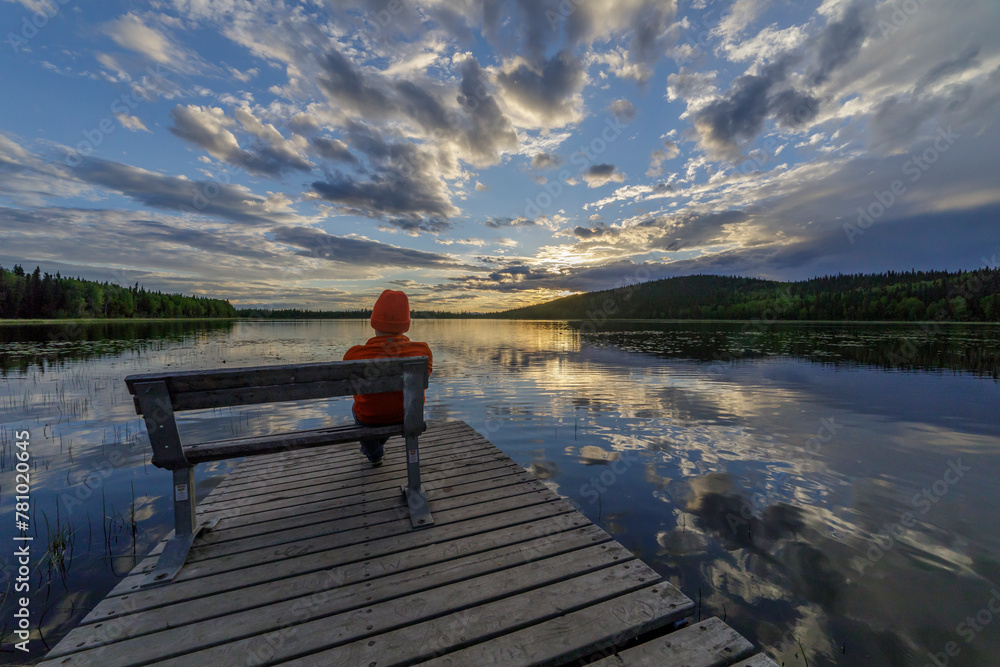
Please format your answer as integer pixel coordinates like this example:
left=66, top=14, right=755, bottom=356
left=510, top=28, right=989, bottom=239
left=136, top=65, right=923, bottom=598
left=125, top=357, right=429, bottom=470
left=125, top=357, right=430, bottom=413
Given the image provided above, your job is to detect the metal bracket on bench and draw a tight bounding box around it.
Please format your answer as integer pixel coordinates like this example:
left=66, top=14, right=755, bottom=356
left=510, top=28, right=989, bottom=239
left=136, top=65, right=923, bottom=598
left=401, top=484, right=434, bottom=528
left=138, top=516, right=219, bottom=588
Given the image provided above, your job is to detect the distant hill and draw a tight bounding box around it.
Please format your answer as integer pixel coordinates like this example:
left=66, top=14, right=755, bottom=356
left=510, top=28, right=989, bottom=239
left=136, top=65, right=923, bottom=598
left=0, top=263, right=236, bottom=319
left=494, top=269, right=1000, bottom=322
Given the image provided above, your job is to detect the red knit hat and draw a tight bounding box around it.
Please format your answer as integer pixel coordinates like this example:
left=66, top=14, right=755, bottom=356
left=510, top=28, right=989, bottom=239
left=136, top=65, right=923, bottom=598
left=371, top=289, right=410, bottom=333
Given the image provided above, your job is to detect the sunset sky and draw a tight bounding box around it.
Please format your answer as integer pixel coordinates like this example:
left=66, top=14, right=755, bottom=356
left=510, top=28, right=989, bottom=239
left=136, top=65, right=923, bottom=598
left=2, top=0, right=999, bottom=311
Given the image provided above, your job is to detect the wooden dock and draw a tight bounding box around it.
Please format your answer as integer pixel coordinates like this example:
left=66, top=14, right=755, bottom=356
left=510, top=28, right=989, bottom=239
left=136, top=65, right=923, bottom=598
left=41, top=420, right=778, bottom=666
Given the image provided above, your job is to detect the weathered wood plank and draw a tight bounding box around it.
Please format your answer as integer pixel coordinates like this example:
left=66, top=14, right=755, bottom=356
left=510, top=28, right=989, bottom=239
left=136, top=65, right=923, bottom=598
left=195, top=449, right=511, bottom=518
left=125, top=357, right=428, bottom=398
left=207, top=424, right=486, bottom=479
left=187, top=476, right=552, bottom=561
left=215, top=421, right=468, bottom=479
left=210, top=461, right=523, bottom=528
left=51, top=525, right=613, bottom=657
left=203, top=462, right=525, bottom=536
left=44, top=416, right=772, bottom=667
left=581, top=617, right=755, bottom=667
left=197, top=438, right=498, bottom=504
left=172, top=375, right=406, bottom=411
left=199, top=468, right=533, bottom=546
left=124, top=548, right=644, bottom=667
left=88, top=509, right=587, bottom=620
left=198, top=448, right=505, bottom=517
left=106, top=494, right=575, bottom=596
left=414, top=582, right=696, bottom=667
left=276, top=559, right=668, bottom=667
left=182, top=422, right=406, bottom=463
left=730, top=653, right=781, bottom=667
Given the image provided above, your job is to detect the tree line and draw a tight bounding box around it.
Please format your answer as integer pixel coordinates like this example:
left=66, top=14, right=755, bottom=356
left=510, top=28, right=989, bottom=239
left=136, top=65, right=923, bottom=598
left=0, top=264, right=237, bottom=319
left=238, top=308, right=475, bottom=319
left=495, top=269, right=1000, bottom=322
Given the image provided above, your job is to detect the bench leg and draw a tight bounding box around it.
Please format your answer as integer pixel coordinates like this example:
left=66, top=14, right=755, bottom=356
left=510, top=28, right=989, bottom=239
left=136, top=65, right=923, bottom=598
left=140, top=467, right=218, bottom=587
left=401, top=433, right=433, bottom=528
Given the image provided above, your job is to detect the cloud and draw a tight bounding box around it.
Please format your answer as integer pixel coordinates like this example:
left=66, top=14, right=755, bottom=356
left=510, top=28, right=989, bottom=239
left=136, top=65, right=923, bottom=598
left=712, top=0, right=771, bottom=45
left=270, top=226, right=474, bottom=269
left=721, top=23, right=810, bottom=65
left=608, top=99, right=637, bottom=123
left=169, top=105, right=313, bottom=177
left=666, top=68, right=719, bottom=106
left=475, top=181, right=489, bottom=192
left=484, top=216, right=536, bottom=229
left=531, top=152, right=563, bottom=169
left=115, top=113, right=150, bottom=132
left=808, top=1, right=869, bottom=86
left=647, top=140, right=680, bottom=177
left=915, top=45, right=981, bottom=94
left=583, top=163, right=626, bottom=188
left=67, top=155, right=300, bottom=225
left=310, top=124, right=459, bottom=232
left=104, top=13, right=194, bottom=70
left=496, top=50, right=587, bottom=128
left=311, top=136, right=357, bottom=163
left=454, top=56, right=520, bottom=165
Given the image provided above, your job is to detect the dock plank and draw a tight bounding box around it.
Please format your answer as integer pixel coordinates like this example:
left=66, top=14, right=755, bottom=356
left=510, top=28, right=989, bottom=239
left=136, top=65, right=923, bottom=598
left=731, top=654, right=782, bottom=666
left=42, top=420, right=772, bottom=667
left=49, top=527, right=617, bottom=659
left=583, top=616, right=754, bottom=667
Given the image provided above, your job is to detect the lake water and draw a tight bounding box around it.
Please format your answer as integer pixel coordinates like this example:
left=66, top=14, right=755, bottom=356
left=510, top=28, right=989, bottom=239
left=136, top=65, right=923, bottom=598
left=1, top=319, right=999, bottom=665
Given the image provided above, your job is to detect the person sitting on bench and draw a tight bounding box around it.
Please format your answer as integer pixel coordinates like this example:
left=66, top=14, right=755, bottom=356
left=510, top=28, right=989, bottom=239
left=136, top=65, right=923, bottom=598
left=343, top=289, right=433, bottom=466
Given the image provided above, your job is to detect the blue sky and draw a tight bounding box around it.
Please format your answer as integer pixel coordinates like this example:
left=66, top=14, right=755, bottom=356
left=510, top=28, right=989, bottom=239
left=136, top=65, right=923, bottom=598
left=2, top=0, right=999, bottom=311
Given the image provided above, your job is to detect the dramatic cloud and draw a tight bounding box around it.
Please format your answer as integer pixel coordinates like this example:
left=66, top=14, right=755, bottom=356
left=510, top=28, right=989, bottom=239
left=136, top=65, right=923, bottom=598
left=496, top=50, right=587, bottom=127
left=2, top=0, right=998, bottom=309
left=68, top=155, right=300, bottom=225
left=311, top=136, right=357, bottom=163
left=583, top=164, right=626, bottom=188
left=309, top=124, right=459, bottom=232
left=169, top=105, right=313, bottom=177
left=271, top=226, right=474, bottom=269
left=808, top=1, right=869, bottom=85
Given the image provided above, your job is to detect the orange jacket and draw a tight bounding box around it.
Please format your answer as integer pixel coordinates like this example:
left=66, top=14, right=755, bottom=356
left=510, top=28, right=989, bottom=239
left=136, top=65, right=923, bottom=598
left=343, top=334, right=433, bottom=425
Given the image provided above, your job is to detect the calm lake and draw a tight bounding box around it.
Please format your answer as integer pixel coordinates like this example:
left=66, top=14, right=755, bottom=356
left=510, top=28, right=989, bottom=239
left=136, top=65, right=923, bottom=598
left=1, top=319, right=999, bottom=665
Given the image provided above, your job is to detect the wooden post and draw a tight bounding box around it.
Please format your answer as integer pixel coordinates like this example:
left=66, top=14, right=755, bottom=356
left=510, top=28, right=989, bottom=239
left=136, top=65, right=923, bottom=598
left=132, top=381, right=215, bottom=586
left=401, top=358, right=432, bottom=528
left=133, top=381, right=190, bottom=472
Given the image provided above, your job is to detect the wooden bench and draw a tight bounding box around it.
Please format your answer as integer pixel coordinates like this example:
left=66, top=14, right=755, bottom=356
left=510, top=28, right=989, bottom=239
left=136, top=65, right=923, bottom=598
left=125, top=357, right=431, bottom=587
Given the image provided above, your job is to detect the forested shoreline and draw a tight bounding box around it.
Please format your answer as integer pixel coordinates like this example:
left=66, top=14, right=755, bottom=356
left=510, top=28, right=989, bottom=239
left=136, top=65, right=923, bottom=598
left=4, top=263, right=1000, bottom=322
left=495, top=269, right=1000, bottom=321
left=0, top=264, right=236, bottom=319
